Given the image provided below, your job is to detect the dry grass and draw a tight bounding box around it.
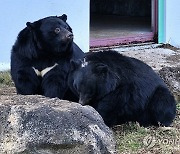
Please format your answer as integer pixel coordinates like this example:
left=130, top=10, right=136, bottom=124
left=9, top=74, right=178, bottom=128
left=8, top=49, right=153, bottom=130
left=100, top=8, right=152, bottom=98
left=0, top=70, right=14, bottom=87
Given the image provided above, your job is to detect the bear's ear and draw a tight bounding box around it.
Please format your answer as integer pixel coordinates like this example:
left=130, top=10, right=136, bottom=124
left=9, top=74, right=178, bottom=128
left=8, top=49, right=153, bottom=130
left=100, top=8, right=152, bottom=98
left=70, top=60, right=81, bottom=71
left=59, top=14, right=67, bottom=22
left=26, top=22, right=35, bottom=30
left=94, top=63, right=108, bottom=75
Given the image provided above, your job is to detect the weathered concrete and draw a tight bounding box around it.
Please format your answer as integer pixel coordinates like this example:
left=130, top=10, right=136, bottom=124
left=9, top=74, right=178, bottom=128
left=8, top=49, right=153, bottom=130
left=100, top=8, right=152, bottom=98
left=115, top=44, right=180, bottom=71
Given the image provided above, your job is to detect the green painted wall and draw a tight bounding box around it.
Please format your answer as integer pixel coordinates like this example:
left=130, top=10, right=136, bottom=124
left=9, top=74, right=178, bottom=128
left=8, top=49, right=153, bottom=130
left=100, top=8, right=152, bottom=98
left=158, top=0, right=165, bottom=43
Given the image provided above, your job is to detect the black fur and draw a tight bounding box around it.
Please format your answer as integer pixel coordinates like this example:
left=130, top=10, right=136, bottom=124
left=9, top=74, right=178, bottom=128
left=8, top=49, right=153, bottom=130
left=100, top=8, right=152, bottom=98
left=68, top=50, right=176, bottom=127
left=11, top=14, right=84, bottom=101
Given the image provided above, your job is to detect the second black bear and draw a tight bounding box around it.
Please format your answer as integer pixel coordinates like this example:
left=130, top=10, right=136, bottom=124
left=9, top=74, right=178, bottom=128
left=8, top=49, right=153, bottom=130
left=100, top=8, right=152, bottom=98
left=11, top=14, right=84, bottom=101
left=68, top=50, right=176, bottom=127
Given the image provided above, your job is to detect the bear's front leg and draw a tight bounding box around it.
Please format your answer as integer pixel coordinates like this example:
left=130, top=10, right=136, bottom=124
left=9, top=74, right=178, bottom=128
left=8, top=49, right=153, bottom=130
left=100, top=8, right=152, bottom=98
left=15, top=67, right=41, bottom=95
left=41, top=68, right=68, bottom=99
left=96, top=100, right=119, bottom=127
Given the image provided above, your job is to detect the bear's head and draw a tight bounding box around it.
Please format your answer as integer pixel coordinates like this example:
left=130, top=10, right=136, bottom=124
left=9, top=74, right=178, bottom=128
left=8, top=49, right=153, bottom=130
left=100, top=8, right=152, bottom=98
left=16, top=14, right=73, bottom=59
left=68, top=58, right=119, bottom=105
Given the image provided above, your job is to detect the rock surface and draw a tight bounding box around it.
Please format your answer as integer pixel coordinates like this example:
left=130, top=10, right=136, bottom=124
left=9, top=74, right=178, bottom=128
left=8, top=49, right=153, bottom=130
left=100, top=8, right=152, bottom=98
left=158, top=67, right=180, bottom=101
left=0, top=95, right=116, bottom=154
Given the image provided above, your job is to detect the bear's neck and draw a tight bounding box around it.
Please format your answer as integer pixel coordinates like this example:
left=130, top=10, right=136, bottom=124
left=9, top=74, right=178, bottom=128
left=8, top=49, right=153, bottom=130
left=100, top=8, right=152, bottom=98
left=92, top=83, right=127, bottom=108
left=37, top=46, right=73, bottom=60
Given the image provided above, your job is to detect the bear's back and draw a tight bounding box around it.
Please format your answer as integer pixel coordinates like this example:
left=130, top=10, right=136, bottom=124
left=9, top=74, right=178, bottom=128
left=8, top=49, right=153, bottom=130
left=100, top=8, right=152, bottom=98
left=85, top=50, right=166, bottom=91
left=85, top=50, right=156, bottom=78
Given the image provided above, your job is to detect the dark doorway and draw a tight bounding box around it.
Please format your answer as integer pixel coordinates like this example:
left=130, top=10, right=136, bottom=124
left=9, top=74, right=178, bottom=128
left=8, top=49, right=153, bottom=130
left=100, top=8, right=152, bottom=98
left=90, top=0, right=157, bottom=48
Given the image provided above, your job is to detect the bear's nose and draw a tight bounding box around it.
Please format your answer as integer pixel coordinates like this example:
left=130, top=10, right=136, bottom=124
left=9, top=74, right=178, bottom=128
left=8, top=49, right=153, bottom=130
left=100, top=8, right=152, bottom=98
left=66, top=32, right=73, bottom=39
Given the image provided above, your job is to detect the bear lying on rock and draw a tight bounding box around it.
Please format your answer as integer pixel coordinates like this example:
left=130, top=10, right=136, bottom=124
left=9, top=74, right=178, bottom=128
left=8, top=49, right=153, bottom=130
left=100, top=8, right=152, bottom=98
left=68, top=50, right=176, bottom=127
left=11, top=14, right=84, bottom=102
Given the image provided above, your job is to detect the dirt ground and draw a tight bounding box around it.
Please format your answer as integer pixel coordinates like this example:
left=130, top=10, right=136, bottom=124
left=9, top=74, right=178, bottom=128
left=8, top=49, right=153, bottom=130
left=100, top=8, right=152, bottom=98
left=0, top=43, right=180, bottom=154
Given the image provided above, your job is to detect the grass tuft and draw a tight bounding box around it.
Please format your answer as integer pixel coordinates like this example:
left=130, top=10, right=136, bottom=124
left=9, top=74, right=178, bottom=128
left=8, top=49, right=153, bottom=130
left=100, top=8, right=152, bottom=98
left=0, top=71, right=14, bottom=87
left=113, top=104, right=180, bottom=153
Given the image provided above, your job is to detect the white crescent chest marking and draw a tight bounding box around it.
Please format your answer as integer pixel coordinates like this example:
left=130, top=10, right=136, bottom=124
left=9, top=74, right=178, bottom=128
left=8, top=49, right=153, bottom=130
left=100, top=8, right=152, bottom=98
left=41, top=63, right=58, bottom=77
left=32, top=67, right=41, bottom=76
left=32, top=63, right=58, bottom=77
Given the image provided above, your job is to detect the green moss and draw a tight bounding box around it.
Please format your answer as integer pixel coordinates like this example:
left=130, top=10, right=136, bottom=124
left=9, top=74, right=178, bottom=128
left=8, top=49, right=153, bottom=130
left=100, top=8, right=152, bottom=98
left=177, top=103, right=180, bottom=110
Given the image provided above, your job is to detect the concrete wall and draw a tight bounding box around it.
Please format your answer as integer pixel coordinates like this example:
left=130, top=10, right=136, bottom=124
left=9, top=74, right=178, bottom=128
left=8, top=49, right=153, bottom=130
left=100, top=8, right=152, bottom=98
left=91, top=0, right=151, bottom=17
left=165, top=0, right=180, bottom=47
left=0, top=0, right=89, bottom=71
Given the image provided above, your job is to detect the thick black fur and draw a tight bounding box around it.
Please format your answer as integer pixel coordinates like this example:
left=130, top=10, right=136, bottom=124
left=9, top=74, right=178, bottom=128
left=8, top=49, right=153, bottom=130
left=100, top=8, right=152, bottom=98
left=11, top=14, right=84, bottom=101
left=68, top=50, right=176, bottom=127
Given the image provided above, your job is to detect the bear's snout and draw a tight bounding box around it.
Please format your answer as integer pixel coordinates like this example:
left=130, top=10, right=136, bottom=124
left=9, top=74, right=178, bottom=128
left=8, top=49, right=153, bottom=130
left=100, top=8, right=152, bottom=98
left=60, top=31, right=73, bottom=42
left=66, top=32, right=73, bottom=39
left=79, top=95, right=92, bottom=105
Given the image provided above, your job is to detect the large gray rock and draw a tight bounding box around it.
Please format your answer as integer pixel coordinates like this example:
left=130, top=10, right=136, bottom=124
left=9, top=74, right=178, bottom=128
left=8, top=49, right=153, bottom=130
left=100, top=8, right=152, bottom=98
left=0, top=95, right=116, bottom=154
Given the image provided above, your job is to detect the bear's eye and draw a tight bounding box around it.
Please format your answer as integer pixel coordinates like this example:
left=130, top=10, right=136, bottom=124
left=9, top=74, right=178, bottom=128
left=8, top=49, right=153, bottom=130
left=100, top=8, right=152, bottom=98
left=54, top=28, right=60, bottom=34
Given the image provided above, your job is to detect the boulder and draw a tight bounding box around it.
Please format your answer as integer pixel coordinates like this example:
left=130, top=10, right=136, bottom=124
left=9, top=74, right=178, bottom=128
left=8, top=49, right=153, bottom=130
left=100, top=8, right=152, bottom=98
left=0, top=95, right=116, bottom=154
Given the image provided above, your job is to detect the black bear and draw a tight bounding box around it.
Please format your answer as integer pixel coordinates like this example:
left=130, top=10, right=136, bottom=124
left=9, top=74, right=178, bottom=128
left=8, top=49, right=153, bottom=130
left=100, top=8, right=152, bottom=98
left=68, top=50, right=176, bottom=127
left=11, top=14, right=84, bottom=101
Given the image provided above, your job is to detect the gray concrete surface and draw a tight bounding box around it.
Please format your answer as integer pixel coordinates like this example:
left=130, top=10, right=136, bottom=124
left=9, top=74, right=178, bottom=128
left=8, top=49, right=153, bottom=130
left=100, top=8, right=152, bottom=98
left=113, top=43, right=180, bottom=71
left=90, top=15, right=151, bottom=39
